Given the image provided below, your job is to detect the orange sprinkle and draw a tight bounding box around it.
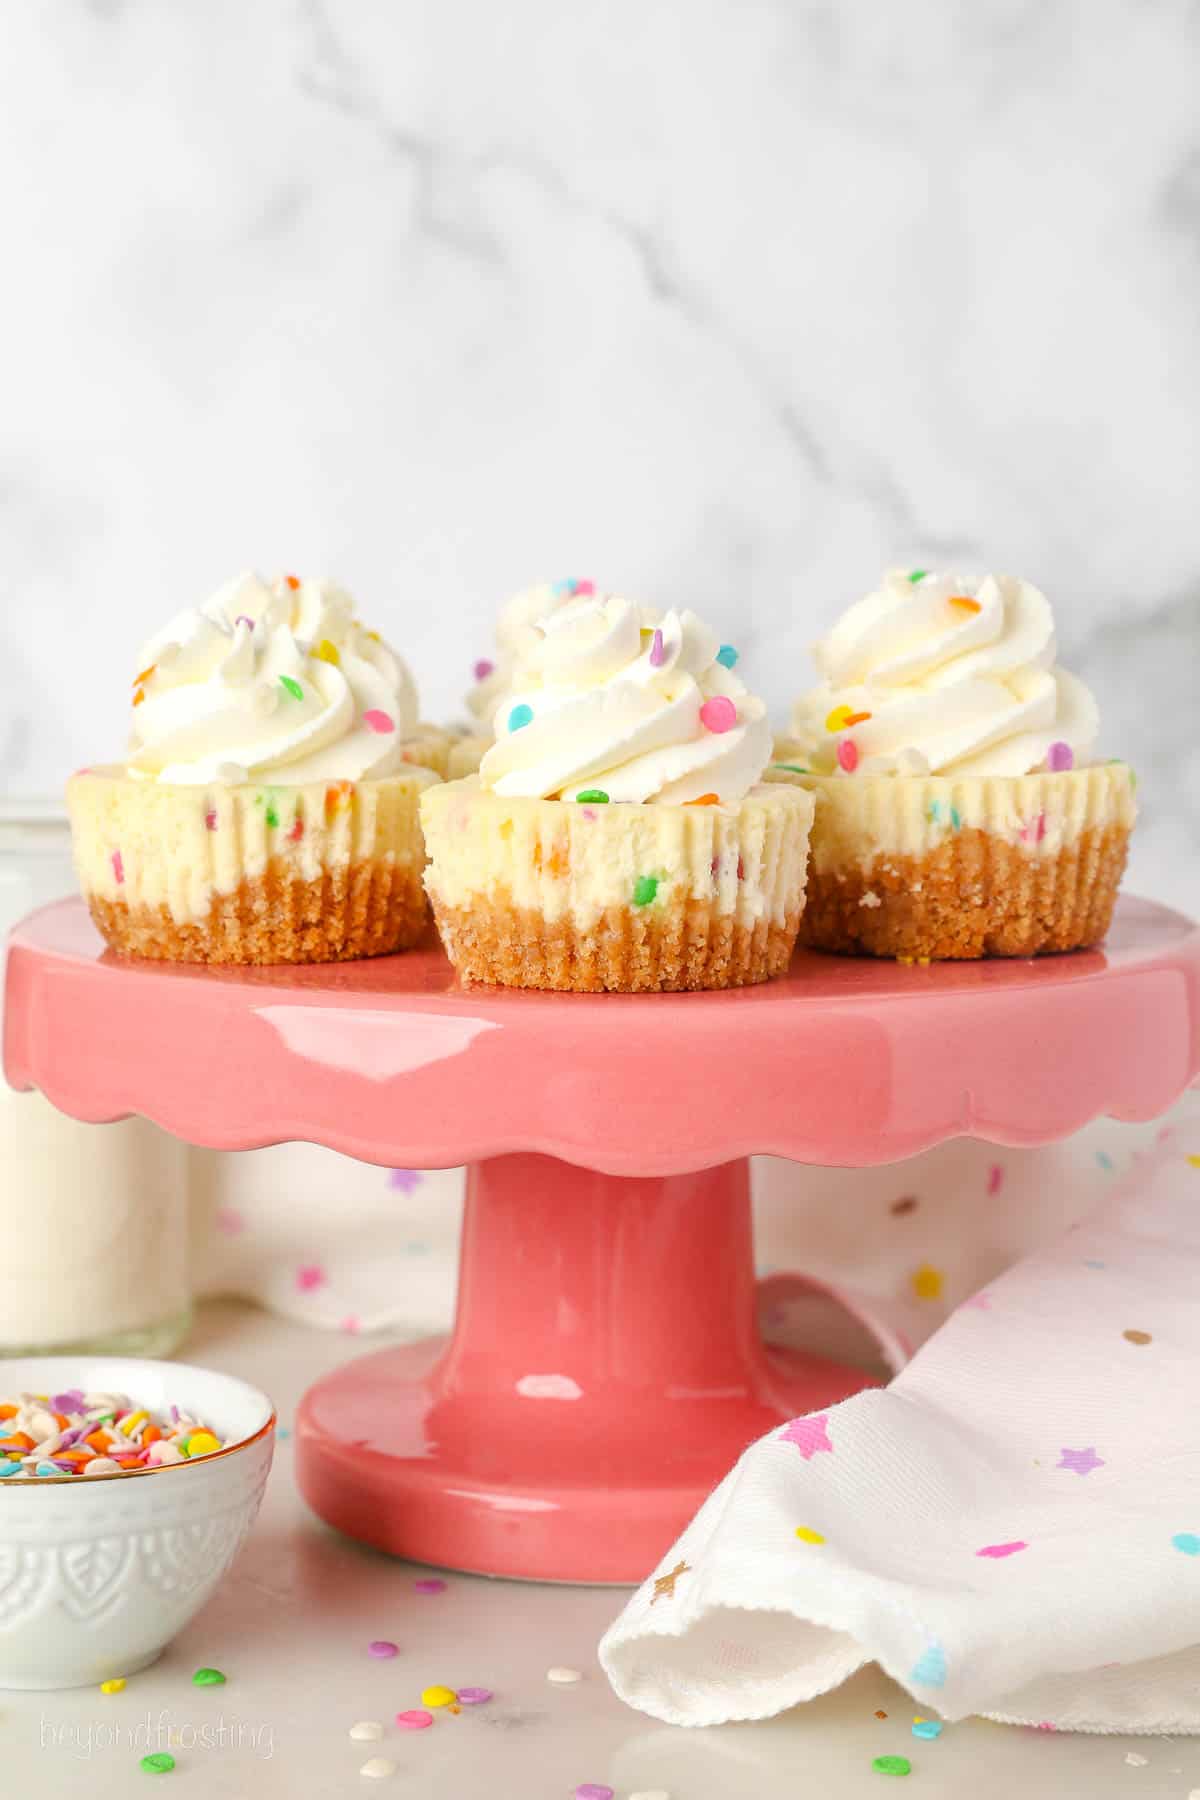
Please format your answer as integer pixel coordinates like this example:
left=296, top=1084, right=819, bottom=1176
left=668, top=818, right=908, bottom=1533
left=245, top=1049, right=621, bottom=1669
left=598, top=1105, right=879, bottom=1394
left=949, top=595, right=982, bottom=613
left=324, top=780, right=353, bottom=822
left=0, top=1405, right=17, bottom=1421
left=685, top=793, right=720, bottom=806
left=0, top=1434, right=33, bottom=1452
left=132, top=688, right=146, bottom=706
left=285, top=574, right=301, bottom=591
left=132, top=664, right=157, bottom=688
left=843, top=710, right=872, bottom=727
left=54, top=1413, right=71, bottom=1431
left=141, top=1425, right=161, bottom=1445
left=85, top=1430, right=112, bottom=1452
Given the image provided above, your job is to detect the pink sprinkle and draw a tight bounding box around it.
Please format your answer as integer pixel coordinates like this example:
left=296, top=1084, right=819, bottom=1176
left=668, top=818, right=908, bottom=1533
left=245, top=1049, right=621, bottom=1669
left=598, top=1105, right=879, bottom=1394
left=582, top=807, right=597, bottom=821
left=396, top=1711, right=434, bottom=1731
left=215, top=1207, right=245, bottom=1235
left=111, top=849, right=125, bottom=885
left=457, top=1687, right=492, bottom=1705
left=977, top=1540, right=1027, bottom=1558
left=340, top=1315, right=361, bottom=1334
left=699, top=695, right=737, bottom=734
left=363, top=709, right=395, bottom=734
left=295, top=1264, right=326, bottom=1293
left=987, top=1162, right=1004, bottom=1196
left=205, top=808, right=218, bottom=832
left=1020, top=812, right=1047, bottom=845
left=368, top=1640, right=399, bottom=1659
left=649, top=627, right=665, bottom=668
left=1047, top=740, right=1073, bottom=772
left=575, top=1786, right=614, bottom=1800
left=572, top=579, right=596, bottom=597
left=473, top=658, right=495, bottom=682
left=414, top=1578, right=447, bottom=1595
left=837, top=738, right=859, bottom=772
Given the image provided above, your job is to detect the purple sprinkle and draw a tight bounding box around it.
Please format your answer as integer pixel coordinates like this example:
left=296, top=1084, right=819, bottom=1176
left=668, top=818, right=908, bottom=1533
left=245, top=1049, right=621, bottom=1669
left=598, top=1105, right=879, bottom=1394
left=1047, top=740, right=1074, bottom=772
left=170, top=1406, right=180, bottom=1424
left=456, top=1687, right=492, bottom=1705
left=51, top=1460, right=76, bottom=1472
left=473, top=658, right=495, bottom=682
left=575, top=1787, right=614, bottom=1800
left=648, top=627, right=665, bottom=668
left=368, top=1640, right=399, bottom=1659
left=388, top=1169, right=422, bottom=1193
left=413, top=1578, right=447, bottom=1595
left=51, top=1392, right=84, bottom=1413
left=235, top=614, right=255, bottom=630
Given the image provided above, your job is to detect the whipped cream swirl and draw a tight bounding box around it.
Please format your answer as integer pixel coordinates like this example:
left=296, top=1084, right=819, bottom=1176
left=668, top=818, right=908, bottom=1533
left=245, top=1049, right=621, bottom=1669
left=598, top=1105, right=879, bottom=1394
left=791, top=569, right=1099, bottom=777
left=467, top=579, right=598, bottom=724
left=479, top=594, right=771, bottom=804
left=127, top=572, right=419, bottom=785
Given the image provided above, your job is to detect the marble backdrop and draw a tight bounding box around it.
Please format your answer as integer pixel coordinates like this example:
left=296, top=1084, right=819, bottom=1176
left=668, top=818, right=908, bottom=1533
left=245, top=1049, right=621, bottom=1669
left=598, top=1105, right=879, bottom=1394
left=0, top=0, right=1196, bottom=905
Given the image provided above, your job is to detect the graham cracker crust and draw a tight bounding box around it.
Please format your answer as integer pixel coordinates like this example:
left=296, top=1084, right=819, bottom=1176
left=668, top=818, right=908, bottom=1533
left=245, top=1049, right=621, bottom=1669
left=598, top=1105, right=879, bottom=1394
left=87, top=861, right=428, bottom=965
left=429, top=892, right=802, bottom=992
left=798, top=824, right=1130, bottom=959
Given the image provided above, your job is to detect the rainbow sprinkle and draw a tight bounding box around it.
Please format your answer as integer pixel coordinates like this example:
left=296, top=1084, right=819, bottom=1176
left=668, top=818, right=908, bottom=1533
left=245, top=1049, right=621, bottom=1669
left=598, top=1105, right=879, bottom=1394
left=633, top=875, right=659, bottom=907
left=508, top=703, right=534, bottom=732
left=575, top=790, right=609, bottom=804
left=279, top=675, right=304, bottom=701
left=716, top=644, right=739, bottom=668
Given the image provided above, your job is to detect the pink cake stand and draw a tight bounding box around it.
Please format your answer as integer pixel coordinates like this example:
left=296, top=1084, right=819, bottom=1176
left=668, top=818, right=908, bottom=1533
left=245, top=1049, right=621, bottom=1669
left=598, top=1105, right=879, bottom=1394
left=6, top=895, right=1200, bottom=1583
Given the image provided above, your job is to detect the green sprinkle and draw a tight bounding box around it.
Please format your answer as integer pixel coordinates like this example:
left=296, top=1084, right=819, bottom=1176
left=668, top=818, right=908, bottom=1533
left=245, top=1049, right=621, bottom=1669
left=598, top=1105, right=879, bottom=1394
left=575, top=789, right=610, bottom=804
left=279, top=675, right=304, bottom=701
left=633, top=875, right=659, bottom=907
left=907, top=570, right=928, bottom=584
left=192, top=1667, right=226, bottom=1687
left=265, top=805, right=279, bottom=828
left=140, top=1752, right=176, bottom=1774
left=949, top=805, right=962, bottom=830
left=873, top=1754, right=912, bottom=1776
left=772, top=763, right=810, bottom=775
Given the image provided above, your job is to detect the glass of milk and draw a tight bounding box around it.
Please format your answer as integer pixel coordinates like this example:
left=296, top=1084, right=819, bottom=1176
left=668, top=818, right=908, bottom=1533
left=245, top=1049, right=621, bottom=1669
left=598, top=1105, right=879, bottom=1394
left=0, top=805, right=192, bottom=1356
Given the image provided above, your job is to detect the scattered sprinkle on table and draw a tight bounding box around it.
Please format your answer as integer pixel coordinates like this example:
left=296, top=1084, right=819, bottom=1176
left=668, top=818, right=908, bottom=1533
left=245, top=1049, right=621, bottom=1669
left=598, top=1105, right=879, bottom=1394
left=574, top=1786, right=614, bottom=1800
left=395, top=1710, right=433, bottom=1731
left=360, top=1757, right=397, bottom=1779
left=349, top=1722, right=384, bottom=1742
left=100, top=1677, right=126, bottom=1694
left=413, top=1578, right=447, bottom=1594
left=421, top=1685, right=457, bottom=1708
left=192, top=1667, right=226, bottom=1686
left=368, top=1641, right=399, bottom=1659
left=875, top=1710, right=888, bottom=1719
left=873, top=1754, right=912, bottom=1776
left=456, top=1687, right=492, bottom=1705
left=1124, top=1751, right=1149, bottom=1766
left=140, top=1752, right=175, bottom=1774
left=912, top=1719, right=942, bottom=1739
left=0, top=1389, right=226, bottom=1476
left=1123, top=1329, right=1152, bottom=1345
left=547, top=1667, right=583, bottom=1684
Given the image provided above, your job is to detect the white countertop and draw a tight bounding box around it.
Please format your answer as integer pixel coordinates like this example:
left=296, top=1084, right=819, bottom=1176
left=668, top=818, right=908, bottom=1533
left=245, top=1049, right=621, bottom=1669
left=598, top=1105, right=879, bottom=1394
left=12, top=1300, right=1199, bottom=1798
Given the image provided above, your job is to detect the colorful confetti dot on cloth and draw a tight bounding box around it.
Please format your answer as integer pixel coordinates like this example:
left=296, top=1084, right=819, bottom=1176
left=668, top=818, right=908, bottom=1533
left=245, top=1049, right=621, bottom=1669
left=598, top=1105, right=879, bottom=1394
left=912, top=1719, right=943, bottom=1740
left=780, top=1415, right=833, bottom=1459
left=1172, top=1533, right=1200, bottom=1555
left=191, top=1666, right=225, bottom=1685
left=368, top=1641, right=398, bottom=1659
left=910, top=1264, right=943, bottom=1301
left=633, top=875, right=659, bottom=907
left=795, top=1526, right=825, bottom=1545
left=279, top=675, right=304, bottom=701
left=140, top=1753, right=175, bottom=1774
left=716, top=644, right=738, bottom=668
left=456, top=1687, right=492, bottom=1705
left=1046, top=740, right=1074, bottom=772
left=395, top=1710, right=434, bottom=1730
left=976, top=1540, right=1027, bottom=1559
left=699, top=695, right=737, bottom=733
left=508, top=703, right=534, bottom=732
left=296, top=1264, right=327, bottom=1292
left=363, top=709, right=395, bottom=734
left=413, top=1577, right=446, bottom=1594
left=388, top=1169, right=423, bottom=1193
left=872, top=1755, right=911, bottom=1776
left=1057, top=1447, right=1104, bottom=1476
left=837, top=738, right=859, bottom=772
left=575, top=1786, right=614, bottom=1799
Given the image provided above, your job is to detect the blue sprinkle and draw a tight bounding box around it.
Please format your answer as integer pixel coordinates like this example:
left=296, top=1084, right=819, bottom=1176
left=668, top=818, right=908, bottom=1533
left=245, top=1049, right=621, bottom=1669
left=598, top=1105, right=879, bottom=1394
left=949, top=806, right=962, bottom=830
left=0, top=1461, right=21, bottom=1478
left=552, top=579, right=575, bottom=597
left=911, top=1720, right=943, bottom=1740
left=926, top=800, right=945, bottom=825
left=507, top=703, right=534, bottom=733
left=910, top=1642, right=947, bottom=1688
left=1096, top=1151, right=1114, bottom=1171
left=716, top=644, right=739, bottom=669
left=34, top=1462, right=59, bottom=1478
left=1172, top=1533, right=1200, bottom=1556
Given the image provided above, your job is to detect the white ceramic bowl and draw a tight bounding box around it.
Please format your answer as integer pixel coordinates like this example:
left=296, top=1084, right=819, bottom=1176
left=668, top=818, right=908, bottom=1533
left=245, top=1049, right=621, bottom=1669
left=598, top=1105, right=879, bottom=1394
left=0, top=1356, right=275, bottom=1689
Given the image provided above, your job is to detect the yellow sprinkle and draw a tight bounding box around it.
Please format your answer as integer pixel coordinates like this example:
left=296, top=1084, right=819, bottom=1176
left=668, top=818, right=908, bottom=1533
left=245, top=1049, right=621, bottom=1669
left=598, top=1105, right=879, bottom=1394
left=795, top=1526, right=825, bottom=1545
left=100, top=1678, right=126, bottom=1695
left=314, top=638, right=341, bottom=666
left=119, top=1410, right=149, bottom=1437
left=183, top=1431, right=220, bottom=1458
left=911, top=1264, right=944, bottom=1301
left=365, top=629, right=381, bottom=643
left=824, top=704, right=854, bottom=733
left=421, top=1685, right=457, bottom=1709
left=1187, top=1155, right=1200, bottom=1169
left=498, top=818, right=514, bottom=840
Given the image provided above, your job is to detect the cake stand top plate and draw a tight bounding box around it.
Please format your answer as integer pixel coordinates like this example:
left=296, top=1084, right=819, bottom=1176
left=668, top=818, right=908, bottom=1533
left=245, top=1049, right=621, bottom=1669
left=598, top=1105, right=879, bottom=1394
left=6, top=895, right=1198, bottom=1172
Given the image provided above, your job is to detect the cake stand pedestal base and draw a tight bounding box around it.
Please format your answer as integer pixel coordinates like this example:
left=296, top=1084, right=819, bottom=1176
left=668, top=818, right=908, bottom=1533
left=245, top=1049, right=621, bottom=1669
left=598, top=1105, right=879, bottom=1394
left=296, top=1152, right=876, bottom=1582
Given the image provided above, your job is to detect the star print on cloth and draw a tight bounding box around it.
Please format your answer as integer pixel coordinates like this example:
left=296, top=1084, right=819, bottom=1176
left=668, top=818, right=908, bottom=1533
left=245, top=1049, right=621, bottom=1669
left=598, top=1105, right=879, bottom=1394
left=651, top=1561, right=690, bottom=1604
left=780, top=1415, right=833, bottom=1459
left=1057, top=1446, right=1105, bottom=1476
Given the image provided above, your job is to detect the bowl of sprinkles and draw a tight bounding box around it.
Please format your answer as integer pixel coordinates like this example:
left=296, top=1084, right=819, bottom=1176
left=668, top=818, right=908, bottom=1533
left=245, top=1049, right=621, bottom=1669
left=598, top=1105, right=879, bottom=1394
left=0, top=1357, right=274, bottom=1688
